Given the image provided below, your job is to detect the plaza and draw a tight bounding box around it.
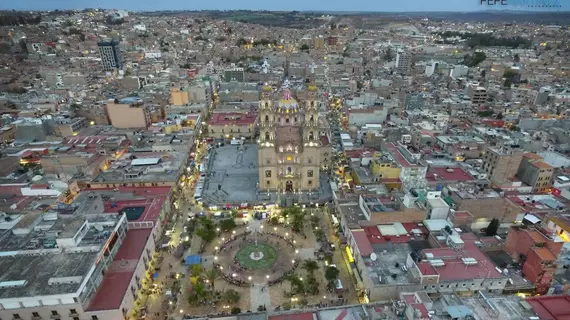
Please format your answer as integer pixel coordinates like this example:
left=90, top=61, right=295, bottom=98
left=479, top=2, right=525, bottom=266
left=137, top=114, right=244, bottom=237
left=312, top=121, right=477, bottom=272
left=201, top=144, right=334, bottom=206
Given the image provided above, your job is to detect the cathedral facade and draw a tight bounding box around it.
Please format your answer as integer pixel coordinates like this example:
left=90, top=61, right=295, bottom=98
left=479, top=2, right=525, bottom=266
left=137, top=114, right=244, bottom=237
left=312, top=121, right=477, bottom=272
left=257, top=84, right=328, bottom=193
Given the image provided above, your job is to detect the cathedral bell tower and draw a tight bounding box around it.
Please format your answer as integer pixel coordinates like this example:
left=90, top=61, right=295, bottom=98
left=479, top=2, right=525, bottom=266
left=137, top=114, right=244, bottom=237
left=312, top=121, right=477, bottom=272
left=259, top=84, right=274, bottom=145
left=303, top=84, right=319, bottom=144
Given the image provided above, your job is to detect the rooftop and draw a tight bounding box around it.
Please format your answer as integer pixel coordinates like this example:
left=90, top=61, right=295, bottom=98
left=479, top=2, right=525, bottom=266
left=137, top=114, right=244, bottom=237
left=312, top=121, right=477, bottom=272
left=92, top=151, right=186, bottom=183
left=0, top=251, right=97, bottom=299
left=419, top=233, right=503, bottom=282
left=527, top=295, right=570, bottom=320
left=426, top=167, right=475, bottom=183
left=208, top=112, right=257, bottom=126
left=87, top=228, right=152, bottom=311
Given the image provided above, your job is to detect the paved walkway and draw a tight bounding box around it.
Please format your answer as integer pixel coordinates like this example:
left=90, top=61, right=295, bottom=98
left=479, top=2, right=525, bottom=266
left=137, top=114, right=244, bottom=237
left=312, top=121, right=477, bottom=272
left=250, top=283, right=271, bottom=311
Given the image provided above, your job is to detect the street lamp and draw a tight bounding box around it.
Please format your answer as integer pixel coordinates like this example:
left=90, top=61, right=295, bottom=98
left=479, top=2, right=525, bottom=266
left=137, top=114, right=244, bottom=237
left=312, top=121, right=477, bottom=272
left=266, top=275, right=270, bottom=279
left=248, top=276, right=252, bottom=281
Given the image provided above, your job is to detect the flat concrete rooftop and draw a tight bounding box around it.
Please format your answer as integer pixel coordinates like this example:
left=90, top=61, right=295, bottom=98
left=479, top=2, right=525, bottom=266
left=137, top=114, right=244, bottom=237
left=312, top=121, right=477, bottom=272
left=0, top=251, right=97, bottom=299
left=202, top=144, right=260, bottom=204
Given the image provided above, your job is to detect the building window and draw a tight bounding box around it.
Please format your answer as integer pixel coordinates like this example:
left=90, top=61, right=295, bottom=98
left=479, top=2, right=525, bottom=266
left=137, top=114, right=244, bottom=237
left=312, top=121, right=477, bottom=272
left=265, top=115, right=269, bottom=122
left=73, top=318, right=80, bottom=320
left=237, top=129, right=241, bottom=133
left=265, top=170, right=272, bottom=178
left=266, top=159, right=271, bottom=164
left=13, top=314, right=21, bottom=319
left=287, top=167, right=292, bottom=174
left=286, top=118, right=290, bottom=123
left=92, top=316, right=99, bottom=320
left=308, top=180, right=313, bottom=185
left=307, top=170, right=314, bottom=177
left=308, top=158, right=312, bottom=164
left=70, top=309, right=77, bottom=315
left=266, top=180, right=270, bottom=185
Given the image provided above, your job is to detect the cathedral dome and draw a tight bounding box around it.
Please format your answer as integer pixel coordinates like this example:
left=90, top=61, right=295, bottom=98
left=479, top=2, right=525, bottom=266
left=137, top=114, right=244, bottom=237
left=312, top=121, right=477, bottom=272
left=277, top=89, right=298, bottom=113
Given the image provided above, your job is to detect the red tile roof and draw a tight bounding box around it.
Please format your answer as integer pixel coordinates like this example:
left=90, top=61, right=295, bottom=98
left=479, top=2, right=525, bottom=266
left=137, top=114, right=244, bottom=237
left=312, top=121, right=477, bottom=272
left=351, top=230, right=374, bottom=257
left=527, top=295, right=570, bottom=320
left=269, top=312, right=316, bottom=320
left=87, top=228, right=152, bottom=311
left=420, top=233, right=502, bottom=282
left=208, top=112, right=257, bottom=126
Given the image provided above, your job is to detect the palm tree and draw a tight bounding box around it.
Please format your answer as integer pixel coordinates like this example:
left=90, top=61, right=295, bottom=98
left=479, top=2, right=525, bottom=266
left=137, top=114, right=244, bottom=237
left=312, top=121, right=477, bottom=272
left=287, top=274, right=304, bottom=293
left=204, top=268, right=220, bottom=291
left=303, top=260, right=319, bottom=274
left=191, top=264, right=203, bottom=278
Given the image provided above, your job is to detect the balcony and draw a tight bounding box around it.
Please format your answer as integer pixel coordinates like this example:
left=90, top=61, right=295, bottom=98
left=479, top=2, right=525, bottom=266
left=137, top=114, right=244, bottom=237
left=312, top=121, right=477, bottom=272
left=50, top=314, right=61, bottom=319
left=68, top=311, right=79, bottom=317
left=31, top=316, right=43, bottom=320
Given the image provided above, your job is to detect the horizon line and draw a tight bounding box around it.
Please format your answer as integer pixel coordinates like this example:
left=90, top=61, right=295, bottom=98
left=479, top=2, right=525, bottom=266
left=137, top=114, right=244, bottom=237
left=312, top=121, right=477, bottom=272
left=2, top=8, right=570, bottom=13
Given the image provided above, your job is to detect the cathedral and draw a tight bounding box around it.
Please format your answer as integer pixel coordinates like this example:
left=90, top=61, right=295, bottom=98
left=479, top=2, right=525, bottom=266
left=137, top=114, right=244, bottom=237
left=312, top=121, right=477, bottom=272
left=257, top=82, right=330, bottom=193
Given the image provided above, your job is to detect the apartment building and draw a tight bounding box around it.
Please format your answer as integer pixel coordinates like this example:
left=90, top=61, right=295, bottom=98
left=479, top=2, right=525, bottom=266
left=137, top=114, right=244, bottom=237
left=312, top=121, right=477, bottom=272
left=223, top=67, right=245, bottom=82
left=106, top=98, right=152, bottom=129
left=97, top=39, right=122, bottom=71
left=54, top=117, right=89, bottom=137
left=0, top=188, right=166, bottom=320
left=517, top=153, right=554, bottom=192
left=396, top=50, right=412, bottom=75
left=482, top=145, right=524, bottom=184
left=505, top=226, right=563, bottom=294
left=466, top=83, right=488, bottom=105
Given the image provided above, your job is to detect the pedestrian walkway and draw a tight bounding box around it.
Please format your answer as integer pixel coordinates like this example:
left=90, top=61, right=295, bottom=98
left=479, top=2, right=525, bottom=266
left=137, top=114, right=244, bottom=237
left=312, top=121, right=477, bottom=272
left=250, top=283, right=271, bottom=311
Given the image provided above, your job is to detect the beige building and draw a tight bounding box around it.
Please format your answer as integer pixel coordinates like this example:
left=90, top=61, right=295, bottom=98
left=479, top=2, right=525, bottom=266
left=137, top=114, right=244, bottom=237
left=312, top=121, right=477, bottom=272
left=106, top=99, right=152, bottom=129
left=516, top=153, right=553, bottom=192
left=171, top=87, right=189, bottom=105
left=467, top=83, right=488, bottom=105
left=258, top=84, right=328, bottom=192
left=482, top=146, right=524, bottom=184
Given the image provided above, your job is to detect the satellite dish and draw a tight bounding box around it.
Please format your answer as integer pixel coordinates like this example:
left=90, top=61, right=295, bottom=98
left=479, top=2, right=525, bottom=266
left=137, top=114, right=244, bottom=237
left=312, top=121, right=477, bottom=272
left=370, top=252, right=377, bottom=261
left=32, top=175, right=43, bottom=182
left=94, top=225, right=104, bottom=232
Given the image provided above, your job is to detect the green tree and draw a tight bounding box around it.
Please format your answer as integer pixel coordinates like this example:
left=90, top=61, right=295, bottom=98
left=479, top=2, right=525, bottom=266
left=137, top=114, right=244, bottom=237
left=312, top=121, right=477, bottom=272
left=191, top=264, right=203, bottom=278
left=204, top=268, right=219, bottom=291
left=223, top=289, right=241, bottom=304
left=486, top=218, right=500, bottom=236
left=303, top=259, right=319, bottom=274
left=287, top=273, right=304, bottom=293
left=196, top=226, right=216, bottom=242
left=300, top=44, right=310, bottom=51
left=219, top=218, right=236, bottom=232
left=231, top=307, right=241, bottom=315
left=325, top=266, right=340, bottom=287
left=496, top=112, right=504, bottom=120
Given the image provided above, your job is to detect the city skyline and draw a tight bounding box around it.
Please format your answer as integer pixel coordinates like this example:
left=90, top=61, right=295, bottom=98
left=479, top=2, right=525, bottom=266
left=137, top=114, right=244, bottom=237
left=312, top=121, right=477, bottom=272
left=2, top=0, right=570, bottom=12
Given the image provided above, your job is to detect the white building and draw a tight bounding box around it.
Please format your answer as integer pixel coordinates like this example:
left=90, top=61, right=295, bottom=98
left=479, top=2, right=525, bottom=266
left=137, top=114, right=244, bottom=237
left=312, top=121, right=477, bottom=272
left=396, top=50, right=412, bottom=75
